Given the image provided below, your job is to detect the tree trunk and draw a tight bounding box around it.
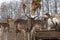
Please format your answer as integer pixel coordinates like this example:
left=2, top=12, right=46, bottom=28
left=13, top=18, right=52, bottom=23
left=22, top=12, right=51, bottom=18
left=55, top=0, right=57, bottom=14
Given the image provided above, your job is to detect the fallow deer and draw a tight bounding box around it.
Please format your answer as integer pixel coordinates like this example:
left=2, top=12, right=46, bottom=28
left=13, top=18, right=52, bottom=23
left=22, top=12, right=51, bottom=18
left=14, top=16, right=36, bottom=40
left=0, top=23, right=9, bottom=32
left=44, top=12, right=60, bottom=31
left=51, top=14, right=60, bottom=31
left=14, top=15, right=45, bottom=40
left=7, top=16, right=15, bottom=32
left=43, top=12, right=56, bottom=30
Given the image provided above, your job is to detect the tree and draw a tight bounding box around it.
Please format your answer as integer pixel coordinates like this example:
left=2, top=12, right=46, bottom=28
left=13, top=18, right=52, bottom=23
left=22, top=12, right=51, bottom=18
left=1, top=2, right=8, bottom=22
left=55, top=0, right=57, bottom=14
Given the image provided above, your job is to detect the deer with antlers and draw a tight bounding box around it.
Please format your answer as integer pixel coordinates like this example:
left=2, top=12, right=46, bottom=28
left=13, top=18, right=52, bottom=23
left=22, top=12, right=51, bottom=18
left=14, top=14, right=46, bottom=40
left=14, top=16, right=36, bottom=40
left=17, top=1, right=45, bottom=40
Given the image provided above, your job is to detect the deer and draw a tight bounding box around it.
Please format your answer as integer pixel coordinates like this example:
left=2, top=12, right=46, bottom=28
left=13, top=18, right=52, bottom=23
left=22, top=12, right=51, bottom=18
left=18, top=1, right=45, bottom=40
left=0, top=23, right=9, bottom=32
left=14, top=14, right=47, bottom=40
left=0, top=16, right=10, bottom=32
left=14, top=15, right=37, bottom=40
left=51, top=14, right=60, bottom=31
left=7, top=16, right=15, bottom=32
left=43, top=12, right=56, bottom=30
left=44, top=12, right=60, bottom=31
left=0, top=23, right=9, bottom=40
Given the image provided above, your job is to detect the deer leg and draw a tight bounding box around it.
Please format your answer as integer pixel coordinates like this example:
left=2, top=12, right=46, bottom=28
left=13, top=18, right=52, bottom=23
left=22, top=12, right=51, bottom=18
left=23, top=30, right=28, bottom=40
left=4, top=26, right=9, bottom=32
left=27, top=32, right=32, bottom=40
left=31, top=27, right=35, bottom=40
left=4, top=28, right=8, bottom=40
left=3, top=27, right=5, bottom=32
left=16, top=25, right=18, bottom=35
left=15, top=25, right=19, bottom=40
left=7, top=24, right=10, bottom=32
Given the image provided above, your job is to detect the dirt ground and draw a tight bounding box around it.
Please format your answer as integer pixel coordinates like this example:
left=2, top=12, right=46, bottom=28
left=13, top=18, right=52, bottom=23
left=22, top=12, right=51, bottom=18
left=0, top=27, right=24, bottom=40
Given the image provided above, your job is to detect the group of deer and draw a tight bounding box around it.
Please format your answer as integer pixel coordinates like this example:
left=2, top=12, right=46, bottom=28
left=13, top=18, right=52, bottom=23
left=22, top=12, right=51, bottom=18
left=44, top=12, right=60, bottom=31
left=0, top=15, right=46, bottom=40
left=0, top=12, right=60, bottom=40
left=0, top=0, right=60, bottom=40
left=14, top=12, right=60, bottom=40
left=1, top=0, right=59, bottom=34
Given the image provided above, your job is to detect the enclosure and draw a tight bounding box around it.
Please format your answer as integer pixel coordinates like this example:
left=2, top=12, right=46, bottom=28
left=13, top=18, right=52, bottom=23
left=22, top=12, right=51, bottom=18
left=0, top=0, right=60, bottom=40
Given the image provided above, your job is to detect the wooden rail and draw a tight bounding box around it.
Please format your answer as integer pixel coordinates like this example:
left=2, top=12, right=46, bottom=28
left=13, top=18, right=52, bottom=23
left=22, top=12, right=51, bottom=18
left=33, top=31, right=60, bottom=39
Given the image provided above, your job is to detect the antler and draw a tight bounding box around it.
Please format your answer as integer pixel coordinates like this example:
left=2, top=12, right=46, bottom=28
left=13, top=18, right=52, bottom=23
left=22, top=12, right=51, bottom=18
left=31, top=0, right=41, bottom=17
left=22, top=3, right=26, bottom=13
